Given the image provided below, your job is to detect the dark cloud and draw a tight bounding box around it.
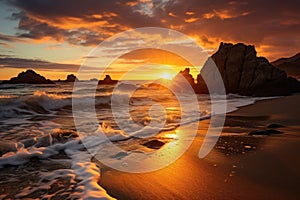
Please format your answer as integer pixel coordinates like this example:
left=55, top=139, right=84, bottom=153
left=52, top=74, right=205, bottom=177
left=0, top=42, right=10, bottom=47
left=0, top=55, right=81, bottom=71
left=12, top=12, right=110, bottom=46
left=0, top=33, right=23, bottom=42
left=160, top=0, right=300, bottom=38
left=156, top=0, right=300, bottom=59
left=1, top=0, right=300, bottom=59
left=4, top=0, right=163, bottom=45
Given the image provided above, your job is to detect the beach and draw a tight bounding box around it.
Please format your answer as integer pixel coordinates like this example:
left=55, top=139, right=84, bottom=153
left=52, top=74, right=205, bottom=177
left=99, top=94, right=300, bottom=199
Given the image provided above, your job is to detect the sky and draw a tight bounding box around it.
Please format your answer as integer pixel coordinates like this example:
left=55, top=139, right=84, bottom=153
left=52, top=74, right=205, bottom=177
left=0, top=0, right=299, bottom=80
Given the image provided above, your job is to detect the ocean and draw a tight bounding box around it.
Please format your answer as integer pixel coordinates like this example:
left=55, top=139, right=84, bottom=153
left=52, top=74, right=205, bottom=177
left=0, top=81, right=266, bottom=199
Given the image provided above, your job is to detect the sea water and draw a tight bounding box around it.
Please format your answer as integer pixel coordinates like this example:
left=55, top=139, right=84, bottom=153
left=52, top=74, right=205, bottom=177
left=0, top=81, right=264, bottom=199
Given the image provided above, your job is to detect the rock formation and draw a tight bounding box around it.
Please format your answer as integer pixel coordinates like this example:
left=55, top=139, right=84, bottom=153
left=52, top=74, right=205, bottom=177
left=65, top=74, right=78, bottom=82
left=196, top=42, right=300, bottom=96
left=171, top=68, right=197, bottom=92
left=271, top=52, right=300, bottom=79
left=90, top=78, right=99, bottom=82
left=98, top=75, right=118, bottom=85
left=173, top=68, right=196, bottom=87
left=57, top=74, right=78, bottom=82
left=2, top=69, right=54, bottom=84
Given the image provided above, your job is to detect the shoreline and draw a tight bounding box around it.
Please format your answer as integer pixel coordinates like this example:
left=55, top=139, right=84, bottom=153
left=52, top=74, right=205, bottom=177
left=98, top=94, right=300, bottom=199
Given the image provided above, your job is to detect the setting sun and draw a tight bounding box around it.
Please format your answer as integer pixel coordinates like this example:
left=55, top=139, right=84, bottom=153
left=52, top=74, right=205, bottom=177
left=160, top=73, right=174, bottom=80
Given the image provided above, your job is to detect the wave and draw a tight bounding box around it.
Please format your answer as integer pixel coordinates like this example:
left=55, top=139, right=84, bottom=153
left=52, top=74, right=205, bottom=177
left=0, top=91, right=69, bottom=119
left=0, top=91, right=117, bottom=120
left=0, top=134, right=115, bottom=199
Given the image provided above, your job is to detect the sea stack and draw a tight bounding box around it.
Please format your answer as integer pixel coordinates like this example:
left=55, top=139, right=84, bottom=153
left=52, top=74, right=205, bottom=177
left=57, top=74, right=78, bottom=82
left=2, top=69, right=54, bottom=84
left=196, top=42, right=300, bottom=96
left=65, top=74, right=78, bottom=82
left=98, top=75, right=118, bottom=85
left=171, top=68, right=197, bottom=92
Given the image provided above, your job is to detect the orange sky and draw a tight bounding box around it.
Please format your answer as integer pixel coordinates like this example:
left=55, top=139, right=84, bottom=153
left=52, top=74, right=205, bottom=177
left=0, top=0, right=299, bottom=80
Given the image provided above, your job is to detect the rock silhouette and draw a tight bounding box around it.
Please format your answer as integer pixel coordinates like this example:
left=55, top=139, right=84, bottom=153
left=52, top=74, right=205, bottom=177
left=171, top=68, right=197, bottom=92
left=98, top=75, right=118, bottom=85
left=196, top=42, right=300, bottom=96
left=2, top=69, right=54, bottom=84
left=65, top=74, right=78, bottom=82
left=57, top=74, right=78, bottom=82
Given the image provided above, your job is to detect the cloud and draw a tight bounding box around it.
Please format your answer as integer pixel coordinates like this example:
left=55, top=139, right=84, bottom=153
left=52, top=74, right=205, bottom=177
left=0, top=42, right=10, bottom=47
left=0, top=55, right=81, bottom=71
left=1, top=0, right=299, bottom=60
left=0, top=33, right=23, bottom=42
left=157, top=0, right=300, bottom=59
left=3, top=0, right=163, bottom=46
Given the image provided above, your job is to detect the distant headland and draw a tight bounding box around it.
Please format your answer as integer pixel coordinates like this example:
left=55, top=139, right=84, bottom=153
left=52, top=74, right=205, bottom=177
left=1, top=69, right=54, bottom=84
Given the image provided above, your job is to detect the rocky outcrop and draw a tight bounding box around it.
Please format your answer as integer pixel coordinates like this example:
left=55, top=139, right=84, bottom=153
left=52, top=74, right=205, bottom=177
left=196, top=43, right=300, bottom=96
left=57, top=74, right=78, bottom=82
left=173, top=68, right=196, bottom=87
left=65, top=74, right=78, bottom=82
left=90, top=78, right=99, bottom=82
left=271, top=52, right=300, bottom=79
left=98, top=75, right=118, bottom=85
left=2, top=69, right=54, bottom=84
left=171, top=68, right=197, bottom=92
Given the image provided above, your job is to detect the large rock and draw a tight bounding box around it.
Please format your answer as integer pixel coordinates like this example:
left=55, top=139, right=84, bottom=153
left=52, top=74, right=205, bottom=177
left=196, top=43, right=300, bottom=96
left=2, top=69, right=54, bottom=84
left=98, top=75, right=118, bottom=85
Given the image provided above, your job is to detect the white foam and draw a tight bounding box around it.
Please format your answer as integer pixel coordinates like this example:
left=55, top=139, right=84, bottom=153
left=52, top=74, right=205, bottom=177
left=66, top=149, right=115, bottom=200
left=0, top=137, right=115, bottom=199
left=0, top=90, right=113, bottom=120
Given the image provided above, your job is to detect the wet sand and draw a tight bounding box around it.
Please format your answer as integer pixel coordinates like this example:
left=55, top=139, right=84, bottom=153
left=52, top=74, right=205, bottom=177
left=98, top=94, right=300, bottom=199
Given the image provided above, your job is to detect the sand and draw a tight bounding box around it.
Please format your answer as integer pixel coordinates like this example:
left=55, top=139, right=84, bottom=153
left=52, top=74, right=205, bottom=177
left=98, top=94, right=300, bottom=199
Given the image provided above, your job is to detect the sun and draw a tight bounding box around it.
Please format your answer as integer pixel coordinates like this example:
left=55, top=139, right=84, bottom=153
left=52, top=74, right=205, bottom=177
left=160, top=73, right=173, bottom=80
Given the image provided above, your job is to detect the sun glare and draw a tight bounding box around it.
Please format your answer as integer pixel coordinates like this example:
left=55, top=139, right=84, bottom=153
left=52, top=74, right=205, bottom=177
left=160, top=73, right=173, bottom=80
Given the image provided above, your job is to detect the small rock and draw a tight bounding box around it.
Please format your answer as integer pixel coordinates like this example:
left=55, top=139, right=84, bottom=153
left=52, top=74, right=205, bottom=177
left=267, top=124, right=285, bottom=129
left=249, top=129, right=284, bottom=136
left=21, top=137, right=37, bottom=148
left=142, top=139, right=165, bottom=149
left=266, top=129, right=284, bottom=134
left=35, top=134, right=53, bottom=147
left=112, top=152, right=129, bottom=160
left=249, top=130, right=270, bottom=136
